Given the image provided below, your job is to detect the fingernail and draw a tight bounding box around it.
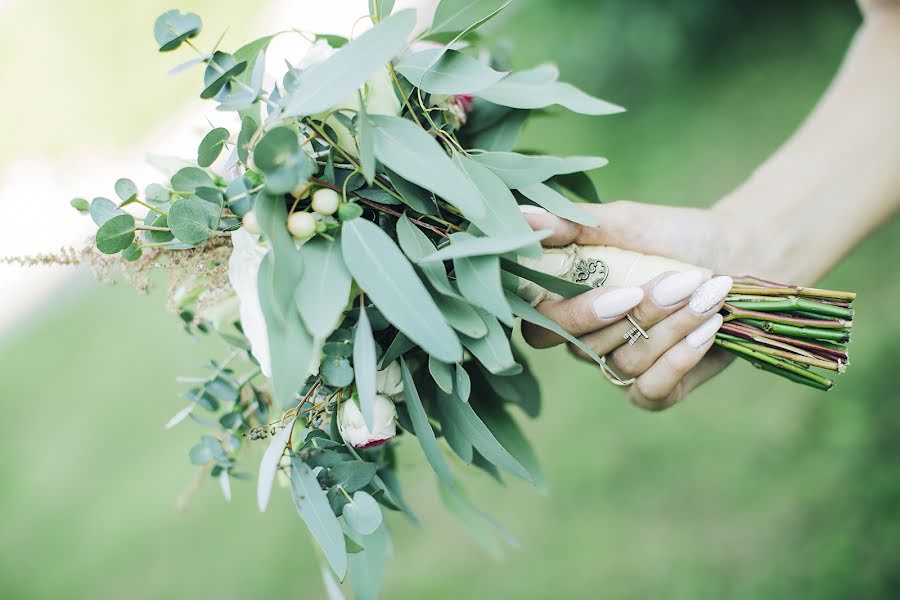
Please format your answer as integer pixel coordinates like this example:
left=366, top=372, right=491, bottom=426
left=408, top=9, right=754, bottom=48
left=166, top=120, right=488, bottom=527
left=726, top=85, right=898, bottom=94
left=591, top=287, right=644, bottom=319
left=688, top=276, right=732, bottom=314
left=686, top=314, right=724, bottom=348
left=652, top=270, right=705, bottom=307
left=519, top=205, right=547, bottom=214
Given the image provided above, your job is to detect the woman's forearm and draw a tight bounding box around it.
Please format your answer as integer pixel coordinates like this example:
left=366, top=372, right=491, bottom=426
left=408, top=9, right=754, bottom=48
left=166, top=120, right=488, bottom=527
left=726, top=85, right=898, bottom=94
left=715, top=6, right=900, bottom=285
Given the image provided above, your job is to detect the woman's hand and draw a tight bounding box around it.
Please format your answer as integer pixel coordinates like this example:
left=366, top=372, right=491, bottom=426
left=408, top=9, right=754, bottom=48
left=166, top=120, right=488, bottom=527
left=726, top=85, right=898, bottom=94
left=520, top=201, right=747, bottom=411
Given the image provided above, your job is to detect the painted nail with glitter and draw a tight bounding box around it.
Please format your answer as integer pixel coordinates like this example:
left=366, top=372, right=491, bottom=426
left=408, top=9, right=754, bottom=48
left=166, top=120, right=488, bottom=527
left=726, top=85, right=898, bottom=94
left=688, top=276, right=733, bottom=314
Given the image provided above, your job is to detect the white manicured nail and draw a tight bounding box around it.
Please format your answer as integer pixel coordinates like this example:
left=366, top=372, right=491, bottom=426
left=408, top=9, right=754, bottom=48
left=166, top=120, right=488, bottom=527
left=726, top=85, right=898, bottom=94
left=686, top=314, right=724, bottom=348
left=591, top=287, right=644, bottom=319
left=688, top=276, right=732, bottom=314
left=652, top=270, right=705, bottom=306
left=519, top=205, right=547, bottom=214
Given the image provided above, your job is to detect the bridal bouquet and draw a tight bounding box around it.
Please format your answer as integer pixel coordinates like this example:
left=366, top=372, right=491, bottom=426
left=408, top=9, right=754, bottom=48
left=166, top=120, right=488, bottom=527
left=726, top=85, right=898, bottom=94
left=65, top=1, right=855, bottom=596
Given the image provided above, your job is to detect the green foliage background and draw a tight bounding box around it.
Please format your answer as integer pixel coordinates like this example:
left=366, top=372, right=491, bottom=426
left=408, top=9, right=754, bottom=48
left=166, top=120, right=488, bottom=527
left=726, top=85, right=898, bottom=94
left=2, top=0, right=899, bottom=598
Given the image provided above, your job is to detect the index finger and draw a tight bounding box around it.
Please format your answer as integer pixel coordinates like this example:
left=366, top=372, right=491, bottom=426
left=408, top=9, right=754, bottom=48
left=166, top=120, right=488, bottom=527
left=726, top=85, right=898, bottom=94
left=520, top=206, right=582, bottom=247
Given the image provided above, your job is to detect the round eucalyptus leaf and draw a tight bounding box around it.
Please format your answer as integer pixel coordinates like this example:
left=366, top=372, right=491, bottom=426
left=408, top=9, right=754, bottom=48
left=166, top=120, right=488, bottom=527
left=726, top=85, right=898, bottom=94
left=171, top=167, right=214, bottom=193
left=114, top=178, right=138, bottom=202
left=154, top=9, right=202, bottom=52
left=342, top=490, right=383, bottom=536
left=122, top=241, right=143, bottom=262
left=168, top=196, right=221, bottom=245
left=197, top=127, right=230, bottom=167
left=188, top=443, right=213, bottom=465
left=202, top=52, right=247, bottom=100
left=321, top=356, right=354, bottom=388
left=145, top=183, right=171, bottom=205
left=254, top=127, right=314, bottom=194
left=337, top=202, right=363, bottom=221
left=237, top=116, right=258, bottom=164
left=96, top=213, right=136, bottom=254
left=145, top=213, right=174, bottom=243
left=194, top=186, right=225, bottom=207
left=225, top=177, right=255, bottom=217
left=90, top=197, right=124, bottom=226
left=70, top=197, right=90, bottom=212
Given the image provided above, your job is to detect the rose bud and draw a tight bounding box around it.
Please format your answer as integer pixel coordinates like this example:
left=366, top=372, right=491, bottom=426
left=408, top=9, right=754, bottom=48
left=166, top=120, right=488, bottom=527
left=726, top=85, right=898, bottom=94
left=339, top=395, right=397, bottom=449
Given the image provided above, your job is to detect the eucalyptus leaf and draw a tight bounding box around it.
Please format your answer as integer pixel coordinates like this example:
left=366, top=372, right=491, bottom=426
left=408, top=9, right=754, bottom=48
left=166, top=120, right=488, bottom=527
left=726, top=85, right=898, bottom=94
left=516, top=182, right=597, bottom=226
left=202, top=52, right=247, bottom=100
left=197, top=127, right=230, bottom=167
left=237, top=115, right=258, bottom=164
left=90, top=197, right=124, bottom=226
left=421, top=230, right=550, bottom=263
left=499, top=257, right=590, bottom=298
left=434, top=388, right=472, bottom=463
left=347, top=524, right=389, bottom=600
left=353, top=307, right=378, bottom=431
left=357, top=95, right=376, bottom=184
left=455, top=364, right=471, bottom=403
left=168, top=196, right=221, bottom=245
left=369, top=115, right=485, bottom=220
left=384, top=168, right=438, bottom=215
left=433, top=294, right=487, bottom=338
left=257, top=418, right=296, bottom=512
left=295, top=236, right=352, bottom=339
left=470, top=151, right=608, bottom=188
left=454, top=254, right=513, bottom=326
left=154, top=9, right=202, bottom=52
left=284, top=11, right=415, bottom=116
left=368, top=0, right=395, bottom=20
left=329, top=460, right=377, bottom=493
left=400, top=358, right=454, bottom=485
left=460, top=311, right=516, bottom=374
left=254, top=127, right=315, bottom=195
left=429, top=0, right=509, bottom=34
left=472, top=397, right=546, bottom=490
left=95, top=214, right=135, bottom=254
left=438, top=481, right=512, bottom=560
left=395, top=49, right=505, bottom=95
left=171, top=167, right=214, bottom=193
left=291, top=458, right=348, bottom=579
left=452, top=154, right=537, bottom=246
left=441, top=387, right=532, bottom=483
left=428, top=356, right=454, bottom=394
left=343, top=491, right=383, bottom=536
left=114, top=178, right=138, bottom=202
left=478, top=67, right=625, bottom=115
left=341, top=218, right=462, bottom=364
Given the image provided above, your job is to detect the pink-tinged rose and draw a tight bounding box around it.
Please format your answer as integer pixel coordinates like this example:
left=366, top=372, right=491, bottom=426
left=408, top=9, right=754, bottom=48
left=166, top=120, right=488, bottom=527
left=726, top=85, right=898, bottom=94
left=339, top=395, right=397, bottom=448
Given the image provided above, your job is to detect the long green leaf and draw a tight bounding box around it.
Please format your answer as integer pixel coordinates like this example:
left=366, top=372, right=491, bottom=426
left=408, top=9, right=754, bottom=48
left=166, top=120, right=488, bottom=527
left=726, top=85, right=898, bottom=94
left=258, top=255, right=320, bottom=409
left=499, top=257, right=591, bottom=298
left=396, top=213, right=454, bottom=294
left=433, top=294, right=488, bottom=338
left=478, top=67, right=625, bottom=115
left=395, top=49, right=505, bottom=94
left=420, top=230, right=550, bottom=263
left=353, top=307, right=378, bottom=431
left=257, top=417, right=297, bottom=512
left=347, top=524, right=389, bottom=600
left=429, top=0, right=509, bottom=34
left=441, top=388, right=532, bottom=483
left=454, top=254, right=513, bottom=326
left=438, top=481, right=516, bottom=560
left=296, top=236, right=352, bottom=339
left=470, top=151, right=608, bottom=188
left=369, top=115, right=486, bottom=220
left=460, top=310, right=516, bottom=374
left=400, top=358, right=454, bottom=485
left=342, top=218, right=462, bottom=363
left=290, top=458, right=348, bottom=579
left=428, top=355, right=454, bottom=394
left=517, top=182, right=597, bottom=226
left=255, top=193, right=304, bottom=316
left=452, top=153, right=536, bottom=245
left=284, top=11, right=415, bottom=116
left=357, top=93, right=376, bottom=184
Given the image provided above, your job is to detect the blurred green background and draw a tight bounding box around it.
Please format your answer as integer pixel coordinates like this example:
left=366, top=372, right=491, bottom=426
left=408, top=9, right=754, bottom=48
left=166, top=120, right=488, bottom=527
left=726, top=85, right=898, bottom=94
left=2, top=0, right=899, bottom=598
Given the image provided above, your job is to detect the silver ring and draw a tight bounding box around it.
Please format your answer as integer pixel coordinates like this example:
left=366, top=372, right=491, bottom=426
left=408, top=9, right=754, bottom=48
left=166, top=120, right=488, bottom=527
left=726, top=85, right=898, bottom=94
left=622, top=313, right=649, bottom=345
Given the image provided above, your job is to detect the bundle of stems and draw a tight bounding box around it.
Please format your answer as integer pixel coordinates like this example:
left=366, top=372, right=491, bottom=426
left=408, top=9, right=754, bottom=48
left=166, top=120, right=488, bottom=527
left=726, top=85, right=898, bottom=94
left=715, top=276, right=856, bottom=390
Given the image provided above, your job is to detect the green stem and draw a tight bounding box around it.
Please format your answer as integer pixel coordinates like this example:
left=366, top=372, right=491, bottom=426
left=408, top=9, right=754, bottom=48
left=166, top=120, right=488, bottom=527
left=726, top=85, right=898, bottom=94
left=738, top=318, right=850, bottom=343
left=727, top=297, right=853, bottom=319
left=715, top=338, right=834, bottom=391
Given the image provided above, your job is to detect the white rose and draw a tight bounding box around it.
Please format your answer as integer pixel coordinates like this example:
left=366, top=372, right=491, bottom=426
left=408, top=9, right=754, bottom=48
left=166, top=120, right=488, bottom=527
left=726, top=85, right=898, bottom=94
left=376, top=361, right=404, bottom=397
left=339, top=395, right=397, bottom=448
left=227, top=228, right=272, bottom=377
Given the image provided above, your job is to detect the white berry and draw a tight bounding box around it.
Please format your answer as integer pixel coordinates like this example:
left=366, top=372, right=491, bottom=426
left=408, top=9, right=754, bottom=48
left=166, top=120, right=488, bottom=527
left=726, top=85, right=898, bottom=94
left=242, top=211, right=261, bottom=235
left=311, top=188, right=340, bottom=216
left=287, top=211, right=316, bottom=239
